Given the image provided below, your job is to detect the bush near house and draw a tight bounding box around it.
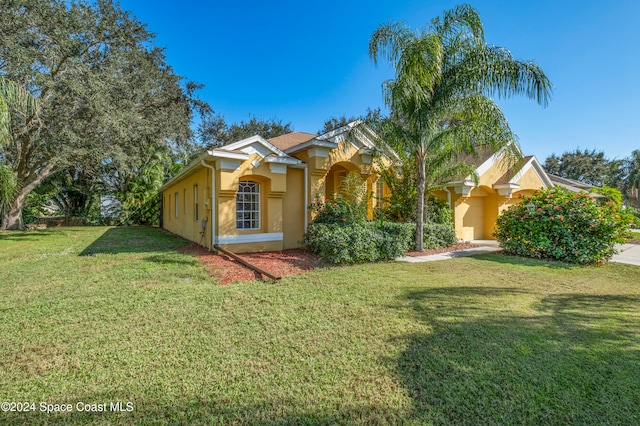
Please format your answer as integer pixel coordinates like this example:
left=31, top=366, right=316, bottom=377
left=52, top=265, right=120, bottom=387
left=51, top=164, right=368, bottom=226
left=305, top=197, right=415, bottom=263
left=421, top=221, right=457, bottom=249
left=303, top=221, right=413, bottom=264
left=305, top=197, right=457, bottom=263
left=495, top=186, right=634, bottom=265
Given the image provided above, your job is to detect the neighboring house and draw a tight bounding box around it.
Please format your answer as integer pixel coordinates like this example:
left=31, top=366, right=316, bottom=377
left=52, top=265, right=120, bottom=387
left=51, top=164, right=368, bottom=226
left=432, top=148, right=554, bottom=241
left=545, top=173, right=605, bottom=196
left=159, top=122, right=395, bottom=253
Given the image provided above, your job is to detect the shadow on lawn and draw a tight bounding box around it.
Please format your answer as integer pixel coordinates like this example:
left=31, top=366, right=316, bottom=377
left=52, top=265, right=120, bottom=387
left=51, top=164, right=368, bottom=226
left=394, top=287, right=640, bottom=424
left=0, top=228, right=58, bottom=242
left=79, top=226, right=188, bottom=256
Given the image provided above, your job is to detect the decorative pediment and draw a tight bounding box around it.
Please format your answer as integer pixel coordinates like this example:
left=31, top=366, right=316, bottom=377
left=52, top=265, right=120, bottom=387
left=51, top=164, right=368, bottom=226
left=452, top=180, right=477, bottom=197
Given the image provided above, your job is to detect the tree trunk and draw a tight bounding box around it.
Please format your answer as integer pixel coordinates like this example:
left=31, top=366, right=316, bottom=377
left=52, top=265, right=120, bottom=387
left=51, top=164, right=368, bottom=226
left=1, top=191, right=26, bottom=230
left=0, top=162, right=55, bottom=230
left=415, top=153, right=426, bottom=251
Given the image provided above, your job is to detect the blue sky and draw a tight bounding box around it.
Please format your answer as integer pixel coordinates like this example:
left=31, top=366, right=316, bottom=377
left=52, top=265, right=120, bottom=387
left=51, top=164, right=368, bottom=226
left=117, top=0, right=639, bottom=162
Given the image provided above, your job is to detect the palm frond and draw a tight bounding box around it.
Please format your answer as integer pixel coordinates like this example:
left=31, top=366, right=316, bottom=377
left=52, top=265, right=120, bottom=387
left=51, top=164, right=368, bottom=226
left=0, top=76, right=39, bottom=146
left=468, top=45, right=553, bottom=106
left=431, top=3, right=484, bottom=44
left=368, top=22, right=415, bottom=66
left=0, top=163, right=18, bottom=212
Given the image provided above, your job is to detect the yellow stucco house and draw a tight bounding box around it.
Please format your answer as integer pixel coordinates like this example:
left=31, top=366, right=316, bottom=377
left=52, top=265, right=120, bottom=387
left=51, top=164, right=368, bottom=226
left=159, top=122, right=395, bottom=253
left=433, top=148, right=554, bottom=241
left=160, top=120, right=571, bottom=251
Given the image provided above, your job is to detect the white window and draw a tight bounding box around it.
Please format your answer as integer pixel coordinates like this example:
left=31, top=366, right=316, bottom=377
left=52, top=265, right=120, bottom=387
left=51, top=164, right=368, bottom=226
left=174, top=192, right=179, bottom=218
left=236, top=181, right=260, bottom=230
left=194, top=185, right=199, bottom=221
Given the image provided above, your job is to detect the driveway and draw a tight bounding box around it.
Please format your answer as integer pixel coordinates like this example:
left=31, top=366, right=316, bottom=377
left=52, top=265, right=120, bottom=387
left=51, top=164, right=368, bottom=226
left=397, top=239, right=640, bottom=266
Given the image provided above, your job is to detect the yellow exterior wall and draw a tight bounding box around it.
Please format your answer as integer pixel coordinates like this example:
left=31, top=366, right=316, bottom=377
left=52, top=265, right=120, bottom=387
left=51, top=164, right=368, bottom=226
left=483, top=191, right=499, bottom=239
left=215, top=154, right=285, bottom=253
left=282, top=168, right=305, bottom=249
left=516, top=166, right=545, bottom=190
left=161, top=168, right=211, bottom=248
left=478, top=156, right=510, bottom=187
left=452, top=195, right=484, bottom=241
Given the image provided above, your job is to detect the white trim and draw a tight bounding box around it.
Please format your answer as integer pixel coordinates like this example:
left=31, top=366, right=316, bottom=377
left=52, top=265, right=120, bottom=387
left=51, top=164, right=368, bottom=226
left=218, top=232, right=283, bottom=244
left=269, top=163, right=287, bottom=174
left=236, top=181, right=261, bottom=230
left=222, top=135, right=290, bottom=158
left=207, top=149, right=250, bottom=160
left=285, top=139, right=337, bottom=154
left=316, top=120, right=361, bottom=140
left=264, top=155, right=302, bottom=165
left=452, top=180, right=476, bottom=196
left=200, top=160, right=217, bottom=247
left=216, top=158, right=242, bottom=171
left=493, top=183, right=521, bottom=197
left=308, top=146, right=331, bottom=158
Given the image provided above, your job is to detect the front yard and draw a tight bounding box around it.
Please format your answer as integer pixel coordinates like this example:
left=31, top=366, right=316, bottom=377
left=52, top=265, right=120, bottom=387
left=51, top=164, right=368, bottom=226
left=1, top=226, right=638, bottom=424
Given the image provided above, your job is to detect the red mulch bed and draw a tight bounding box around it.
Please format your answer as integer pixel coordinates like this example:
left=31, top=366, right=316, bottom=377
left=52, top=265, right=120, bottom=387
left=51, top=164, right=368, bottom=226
left=180, top=242, right=479, bottom=284
left=178, top=245, right=324, bottom=284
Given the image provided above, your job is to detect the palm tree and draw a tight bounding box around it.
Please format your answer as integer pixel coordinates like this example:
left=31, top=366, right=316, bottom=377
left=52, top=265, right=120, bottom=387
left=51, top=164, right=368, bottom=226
left=369, top=4, right=551, bottom=251
left=1, top=77, right=39, bottom=226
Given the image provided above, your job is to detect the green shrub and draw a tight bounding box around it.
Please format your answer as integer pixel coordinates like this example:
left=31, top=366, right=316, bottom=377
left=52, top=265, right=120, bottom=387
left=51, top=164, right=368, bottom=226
left=303, top=222, right=413, bottom=264
left=494, top=186, right=634, bottom=265
left=422, top=222, right=457, bottom=249
left=377, top=221, right=415, bottom=258
left=425, top=197, right=453, bottom=226
left=309, top=196, right=365, bottom=225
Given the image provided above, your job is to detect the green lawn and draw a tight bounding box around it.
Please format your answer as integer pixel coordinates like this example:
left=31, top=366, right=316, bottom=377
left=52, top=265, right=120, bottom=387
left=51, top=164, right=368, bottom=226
left=1, top=226, right=639, bottom=425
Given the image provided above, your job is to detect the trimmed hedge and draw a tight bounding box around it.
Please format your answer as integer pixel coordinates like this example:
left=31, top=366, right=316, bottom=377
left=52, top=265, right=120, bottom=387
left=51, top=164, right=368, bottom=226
left=303, top=222, right=413, bottom=264
left=422, top=222, right=457, bottom=249
left=495, top=186, right=634, bottom=265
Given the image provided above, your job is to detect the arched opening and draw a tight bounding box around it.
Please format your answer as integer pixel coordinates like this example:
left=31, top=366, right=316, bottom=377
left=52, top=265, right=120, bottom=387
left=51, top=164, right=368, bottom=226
left=325, top=162, right=359, bottom=199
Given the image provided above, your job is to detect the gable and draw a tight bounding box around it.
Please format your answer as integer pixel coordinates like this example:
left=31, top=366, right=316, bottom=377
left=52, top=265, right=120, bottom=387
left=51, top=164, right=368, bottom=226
left=275, top=121, right=399, bottom=165
left=451, top=146, right=552, bottom=197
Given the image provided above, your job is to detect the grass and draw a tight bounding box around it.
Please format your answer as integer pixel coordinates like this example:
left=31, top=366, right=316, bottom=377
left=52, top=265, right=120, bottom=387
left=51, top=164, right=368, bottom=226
left=1, top=226, right=639, bottom=425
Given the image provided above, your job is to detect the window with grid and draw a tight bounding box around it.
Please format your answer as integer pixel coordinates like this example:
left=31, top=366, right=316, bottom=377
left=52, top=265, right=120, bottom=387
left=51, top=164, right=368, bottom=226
left=236, top=181, right=260, bottom=230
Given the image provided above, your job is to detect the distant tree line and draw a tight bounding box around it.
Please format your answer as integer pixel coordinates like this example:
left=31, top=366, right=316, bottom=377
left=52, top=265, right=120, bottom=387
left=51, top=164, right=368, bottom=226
left=544, top=149, right=640, bottom=208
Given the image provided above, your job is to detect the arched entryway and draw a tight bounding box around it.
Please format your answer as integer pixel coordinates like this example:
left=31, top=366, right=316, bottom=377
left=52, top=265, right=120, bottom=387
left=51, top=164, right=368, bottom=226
left=325, top=162, right=360, bottom=199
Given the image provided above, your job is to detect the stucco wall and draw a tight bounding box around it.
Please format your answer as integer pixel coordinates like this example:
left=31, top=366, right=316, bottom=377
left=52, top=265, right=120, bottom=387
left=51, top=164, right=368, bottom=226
left=282, top=168, right=306, bottom=249
left=216, top=154, right=285, bottom=252
left=162, top=167, right=211, bottom=248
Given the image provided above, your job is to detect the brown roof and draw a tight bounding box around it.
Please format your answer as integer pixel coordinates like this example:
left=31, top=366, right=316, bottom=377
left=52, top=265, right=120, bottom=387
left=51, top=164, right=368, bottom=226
left=269, top=132, right=317, bottom=151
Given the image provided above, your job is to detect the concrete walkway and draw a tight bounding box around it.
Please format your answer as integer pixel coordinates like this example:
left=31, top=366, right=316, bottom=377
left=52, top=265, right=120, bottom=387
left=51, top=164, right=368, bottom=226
left=397, top=239, right=640, bottom=266
left=396, top=241, right=501, bottom=263
left=613, top=244, right=640, bottom=266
